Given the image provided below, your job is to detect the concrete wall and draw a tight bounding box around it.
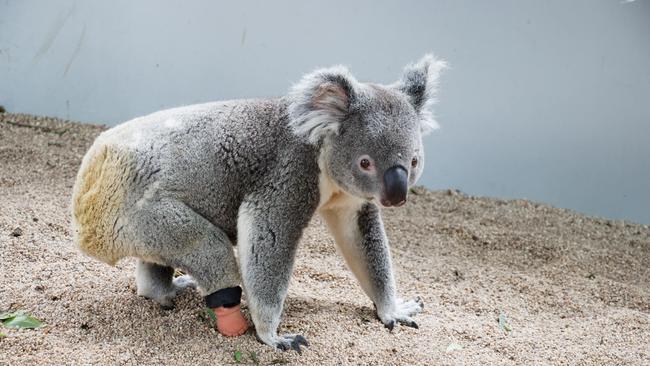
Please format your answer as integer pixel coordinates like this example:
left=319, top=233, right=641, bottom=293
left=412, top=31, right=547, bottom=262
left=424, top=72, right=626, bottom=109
left=1, top=0, right=649, bottom=223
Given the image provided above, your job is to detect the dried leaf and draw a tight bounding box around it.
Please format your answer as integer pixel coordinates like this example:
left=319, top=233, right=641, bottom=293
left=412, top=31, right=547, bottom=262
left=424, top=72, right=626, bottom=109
left=270, top=359, right=290, bottom=365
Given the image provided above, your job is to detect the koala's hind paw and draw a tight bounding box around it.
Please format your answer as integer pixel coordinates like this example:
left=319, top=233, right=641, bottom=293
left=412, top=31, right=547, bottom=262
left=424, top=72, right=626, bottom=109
left=172, top=275, right=197, bottom=289
left=138, top=275, right=197, bottom=310
left=379, top=297, right=424, bottom=331
left=276, top=334, right=310, bottom=354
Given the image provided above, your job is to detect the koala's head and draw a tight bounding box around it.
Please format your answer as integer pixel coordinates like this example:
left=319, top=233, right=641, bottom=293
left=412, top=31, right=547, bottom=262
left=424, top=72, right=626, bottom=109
left=288, top=55, right=446, bottom=208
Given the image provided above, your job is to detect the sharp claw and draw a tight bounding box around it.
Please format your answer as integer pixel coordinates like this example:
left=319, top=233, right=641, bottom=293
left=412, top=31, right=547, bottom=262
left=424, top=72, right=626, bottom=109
left=404, top=320, right=419, bottom=329
left=384, top=320, right=395, bottom=331
left=292, top=342, right=302, bottom=355
left=294, top=334, right=310, bottom=347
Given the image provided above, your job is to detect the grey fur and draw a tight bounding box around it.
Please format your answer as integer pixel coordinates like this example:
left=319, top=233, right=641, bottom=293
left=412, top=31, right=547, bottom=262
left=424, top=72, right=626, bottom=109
left=135, top=260, right=196, bottom=309
left=71, top=54, right=445, bottom=351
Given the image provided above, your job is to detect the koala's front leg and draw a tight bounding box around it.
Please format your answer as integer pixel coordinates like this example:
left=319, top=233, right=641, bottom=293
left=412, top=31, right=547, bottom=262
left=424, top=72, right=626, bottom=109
left=237, top=200, right=311, bottom=353
left=320, top=202, right=423, bottom=330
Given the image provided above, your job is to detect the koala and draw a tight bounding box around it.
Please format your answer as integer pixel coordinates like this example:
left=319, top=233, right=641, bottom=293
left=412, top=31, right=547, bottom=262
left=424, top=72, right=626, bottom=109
left=71, top=54, right=445, bottom=352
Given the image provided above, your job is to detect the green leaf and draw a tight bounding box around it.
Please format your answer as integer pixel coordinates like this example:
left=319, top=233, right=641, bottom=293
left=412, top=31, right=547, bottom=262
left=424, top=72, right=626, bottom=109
left=204, top=308, right=217, bottom=326
left=233, top=350, right=243, bottom=363
left=2, top=313, right=43, bottom=329
left=0, top=332, right=6, bottom=338
left=0, top=312, right=16, bottom=320
left=498, top=312, right=512, bottom=333
left=446, top=343, right=463, bottom=352
left=249, top=351, right=259, bottom=365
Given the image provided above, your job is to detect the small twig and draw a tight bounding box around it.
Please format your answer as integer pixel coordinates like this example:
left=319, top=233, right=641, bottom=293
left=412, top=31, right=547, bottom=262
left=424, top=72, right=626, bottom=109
left=1, top=120, right=68, bottom=135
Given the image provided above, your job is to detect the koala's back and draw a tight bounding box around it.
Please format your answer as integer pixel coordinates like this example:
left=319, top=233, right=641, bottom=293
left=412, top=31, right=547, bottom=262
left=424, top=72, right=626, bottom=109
left=71, top=99, right=292, bottom=264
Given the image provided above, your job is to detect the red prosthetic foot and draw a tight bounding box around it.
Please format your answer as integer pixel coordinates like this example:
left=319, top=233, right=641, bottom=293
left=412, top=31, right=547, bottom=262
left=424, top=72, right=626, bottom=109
left=213, top=305, right=249, bottom=337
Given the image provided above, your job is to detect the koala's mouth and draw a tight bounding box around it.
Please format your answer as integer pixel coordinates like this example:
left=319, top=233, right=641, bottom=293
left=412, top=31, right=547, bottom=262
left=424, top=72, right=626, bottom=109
left=379, top=197, right=406, bottom=208
left=367, top=193, right=407, bottom=208
left=369, top=192, right=407, bottom=208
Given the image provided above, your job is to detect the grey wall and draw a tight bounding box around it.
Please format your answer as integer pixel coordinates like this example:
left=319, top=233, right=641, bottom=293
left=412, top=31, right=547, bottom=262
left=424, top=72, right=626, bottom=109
left=1, top=0, right=649, bottom=223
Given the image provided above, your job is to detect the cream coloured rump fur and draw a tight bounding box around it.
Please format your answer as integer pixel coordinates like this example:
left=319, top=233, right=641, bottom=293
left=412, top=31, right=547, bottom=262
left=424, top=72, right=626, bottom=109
left=71, top=143, right=135, bottom=265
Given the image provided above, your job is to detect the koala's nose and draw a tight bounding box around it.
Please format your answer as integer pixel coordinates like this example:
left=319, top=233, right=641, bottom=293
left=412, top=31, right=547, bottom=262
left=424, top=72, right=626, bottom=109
left=381, top=165, right=408, bottom=207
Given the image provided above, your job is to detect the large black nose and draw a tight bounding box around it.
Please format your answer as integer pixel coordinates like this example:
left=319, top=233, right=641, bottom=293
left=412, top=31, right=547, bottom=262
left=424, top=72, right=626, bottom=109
left=382, top=165, right=408, bottom=207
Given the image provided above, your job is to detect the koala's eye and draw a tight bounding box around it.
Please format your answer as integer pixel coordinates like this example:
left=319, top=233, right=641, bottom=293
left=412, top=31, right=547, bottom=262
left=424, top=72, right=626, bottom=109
left=411, top=157, right=418, bottom=168
left=360, top=158, right=371, bottom=170
left=358, top=155, right=375, bottom=172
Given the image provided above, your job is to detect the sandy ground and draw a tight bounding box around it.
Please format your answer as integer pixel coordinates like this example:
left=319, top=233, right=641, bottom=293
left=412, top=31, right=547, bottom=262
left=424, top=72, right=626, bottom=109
left=0, top=112, right=648, bottom=366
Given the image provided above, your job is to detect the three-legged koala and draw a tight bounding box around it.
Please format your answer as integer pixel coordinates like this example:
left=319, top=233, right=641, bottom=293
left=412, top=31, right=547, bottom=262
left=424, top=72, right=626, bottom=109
left=71, top=55, right=445, bottom=352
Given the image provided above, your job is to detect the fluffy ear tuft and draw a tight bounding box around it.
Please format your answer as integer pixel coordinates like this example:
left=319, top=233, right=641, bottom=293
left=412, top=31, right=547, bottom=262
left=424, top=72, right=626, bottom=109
left=288, top=66, right=357, bottom=144
left=395, top=54, right=447, bottom=134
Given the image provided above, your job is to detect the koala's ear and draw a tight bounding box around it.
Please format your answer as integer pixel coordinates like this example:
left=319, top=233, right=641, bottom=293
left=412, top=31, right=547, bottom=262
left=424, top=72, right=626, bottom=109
left=394, top=54, right=447, bottom=134
left=288, top=66, right=358, bottom=144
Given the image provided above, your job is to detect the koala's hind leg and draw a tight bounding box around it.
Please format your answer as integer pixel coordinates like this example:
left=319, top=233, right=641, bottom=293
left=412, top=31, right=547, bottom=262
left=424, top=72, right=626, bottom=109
left=161, top=211, right=249, bottom=336
left=129, top=198, right=245, bottom=331
left=167, top=230, right=241, bottom=298
left=129, top=198, right=242, bottom=294
left=135, top=260, right=196, bottom=309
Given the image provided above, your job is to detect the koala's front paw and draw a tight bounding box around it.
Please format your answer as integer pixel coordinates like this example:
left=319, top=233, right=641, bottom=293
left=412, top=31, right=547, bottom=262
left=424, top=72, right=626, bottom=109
left=257, top=333, right=310, bottom=354
left=275, top=334, right=310, bottom=354
left=378, top=296, right=424, bottom=331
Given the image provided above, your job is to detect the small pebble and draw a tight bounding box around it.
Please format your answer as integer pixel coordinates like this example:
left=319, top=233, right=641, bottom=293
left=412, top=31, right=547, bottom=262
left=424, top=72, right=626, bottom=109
left=11, top=227, right=23, bottom=237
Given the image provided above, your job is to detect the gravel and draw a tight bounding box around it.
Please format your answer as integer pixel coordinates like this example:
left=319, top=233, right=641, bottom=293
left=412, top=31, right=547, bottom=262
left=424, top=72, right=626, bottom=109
left=1, top=113, right=648, bottom=365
